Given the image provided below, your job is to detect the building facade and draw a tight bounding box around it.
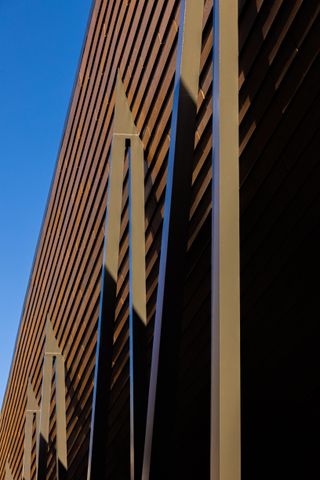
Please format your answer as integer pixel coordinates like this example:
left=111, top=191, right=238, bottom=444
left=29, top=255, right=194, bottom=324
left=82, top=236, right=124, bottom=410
left=1, top=1, right=320, bottom=479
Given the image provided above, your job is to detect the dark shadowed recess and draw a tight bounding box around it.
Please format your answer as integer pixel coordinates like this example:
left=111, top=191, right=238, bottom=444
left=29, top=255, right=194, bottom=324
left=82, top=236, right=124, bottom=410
left=240, top=1, right=320, bottom=478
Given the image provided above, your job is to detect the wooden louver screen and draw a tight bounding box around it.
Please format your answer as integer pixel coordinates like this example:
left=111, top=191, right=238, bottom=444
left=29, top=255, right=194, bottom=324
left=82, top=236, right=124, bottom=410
left=3, top=1, right=240, bottom=479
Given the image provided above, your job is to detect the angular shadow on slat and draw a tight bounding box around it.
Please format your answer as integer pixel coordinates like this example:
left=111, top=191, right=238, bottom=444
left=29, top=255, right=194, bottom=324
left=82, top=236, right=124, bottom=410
left=142, top=68, right=211, bottom=478
left=37, top=433, right=68, bottom=479
left=87, top=266, right=123, bottom=480
left=64, top=369, right=89, bottom=479
left=36, top=434, right=48, bottom=480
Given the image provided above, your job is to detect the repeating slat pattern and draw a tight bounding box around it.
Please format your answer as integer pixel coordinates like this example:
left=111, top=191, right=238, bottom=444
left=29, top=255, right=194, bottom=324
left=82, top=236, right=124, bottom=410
left=1, top=0, right=320, bottom=479
left=0, top=0, right=212, bottom=478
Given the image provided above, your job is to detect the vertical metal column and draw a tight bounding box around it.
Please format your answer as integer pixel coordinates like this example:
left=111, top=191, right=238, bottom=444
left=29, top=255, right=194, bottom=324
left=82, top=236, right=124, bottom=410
left=55, top=353, right=68, bottom=479
left=36, top=320, right=68, bottom=480
left=37, top=343, right=52, bottom=480
left=23, top=380, right=40, bottom=480
left=87, top=74, right=147, bottom=480
left=211, top=0, right=241, bottom=479
left=129, top=137, right=148, bottom=480
left=5, top=463, right=13, bottom=480
left=142, top=1, right=204, bottom=478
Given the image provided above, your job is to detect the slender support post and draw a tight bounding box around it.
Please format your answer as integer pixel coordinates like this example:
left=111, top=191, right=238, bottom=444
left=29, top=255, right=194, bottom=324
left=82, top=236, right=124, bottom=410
left=22, top=380, right=40, bottom=480
left=56, top=354, right=68, bottom=478
left=87, top=74, right=147, bottom=480
left=129, top=138, right=148, bottom=480
left=142, top=1, right=204, bottom=478
left=36, top=320, right=68, bottom=480
left=37, top=354, right=52, bottom=480
left=211, top=0, right=241, bottom=479
left=5, top=463, right=13, bottom=480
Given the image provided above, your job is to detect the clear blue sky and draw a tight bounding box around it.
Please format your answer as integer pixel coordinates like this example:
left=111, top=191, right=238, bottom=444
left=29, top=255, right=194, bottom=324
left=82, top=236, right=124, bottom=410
left=0, top=0, right=92, bottom=408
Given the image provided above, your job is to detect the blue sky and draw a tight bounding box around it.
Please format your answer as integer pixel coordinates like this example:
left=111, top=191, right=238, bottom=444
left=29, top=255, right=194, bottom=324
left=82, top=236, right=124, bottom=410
left=0, top=0, right=92, bottom=408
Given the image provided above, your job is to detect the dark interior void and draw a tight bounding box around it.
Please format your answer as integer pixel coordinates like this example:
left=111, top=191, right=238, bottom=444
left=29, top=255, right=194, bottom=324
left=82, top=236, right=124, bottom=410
left=170, top=215, right=211, bottom=479
left=241, top=223, right=320, bottom=478
left=240, top=1, right=320, bottom=477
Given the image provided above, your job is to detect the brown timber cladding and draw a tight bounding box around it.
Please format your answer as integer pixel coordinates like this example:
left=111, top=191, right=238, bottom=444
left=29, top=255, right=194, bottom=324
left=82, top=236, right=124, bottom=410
left=1, top=0, right=320, bottom=478
left=0, top=0, right=212, bottom=478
